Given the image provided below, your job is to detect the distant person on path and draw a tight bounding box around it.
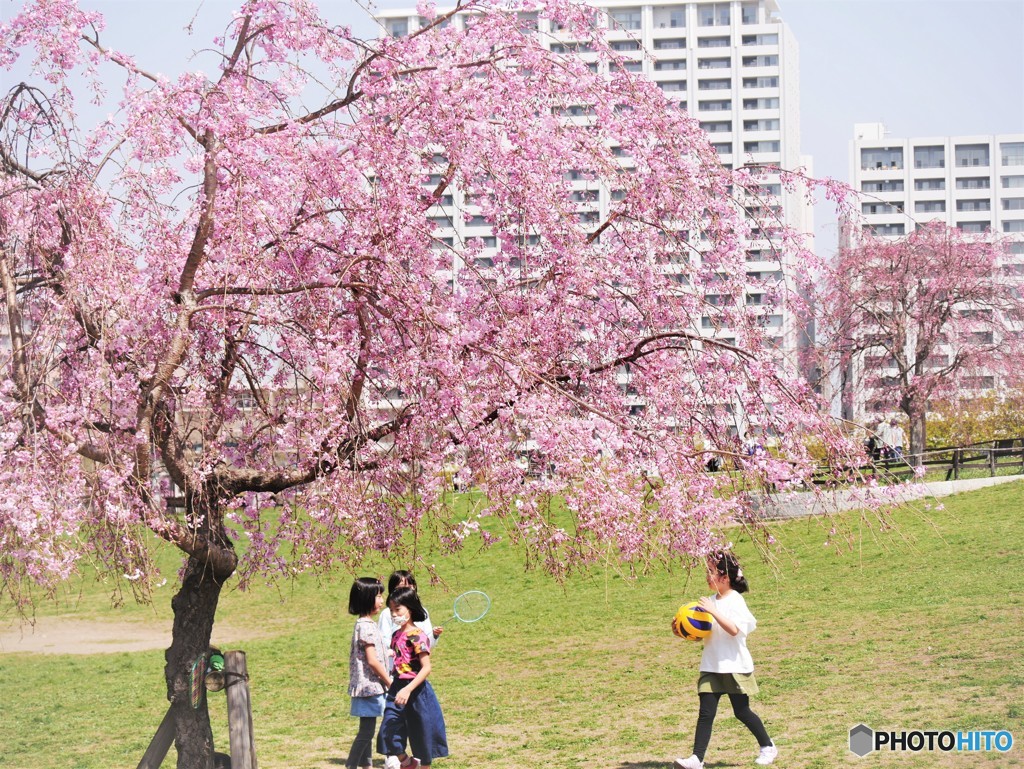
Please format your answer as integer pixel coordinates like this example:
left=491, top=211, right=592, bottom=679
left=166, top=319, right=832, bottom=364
left=875, top=417, right=891, bottom=460
left=346, top=578, right=392, bottom=769
left=674, top=553, right=778, bottom=768
left=888, top=419, right=906, bottom=461
left=378, top=587, right=449, bottom=769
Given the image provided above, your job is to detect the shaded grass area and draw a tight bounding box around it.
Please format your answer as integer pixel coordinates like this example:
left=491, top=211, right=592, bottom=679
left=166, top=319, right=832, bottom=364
left=1, top=483, right=1023, bottom=768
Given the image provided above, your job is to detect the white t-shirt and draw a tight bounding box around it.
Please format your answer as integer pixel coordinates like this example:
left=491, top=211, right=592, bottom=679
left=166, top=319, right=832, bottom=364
left=700, top=590, right=757, bottom=674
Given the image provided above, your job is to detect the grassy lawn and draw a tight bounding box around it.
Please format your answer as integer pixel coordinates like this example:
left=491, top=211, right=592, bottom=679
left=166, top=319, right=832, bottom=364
left=1, top=482, right=1022, bottom=768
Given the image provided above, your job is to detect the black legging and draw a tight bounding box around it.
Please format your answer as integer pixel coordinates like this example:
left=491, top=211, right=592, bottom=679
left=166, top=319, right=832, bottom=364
left=693, top=692, right=772, bottom=761
left=346, top=716, right=377, bottom=769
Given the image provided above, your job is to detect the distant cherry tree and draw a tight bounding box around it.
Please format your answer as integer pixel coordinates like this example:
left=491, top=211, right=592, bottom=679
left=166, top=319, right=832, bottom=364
left=1, top=1, right=852, bottom=765
left=817, top=223, right=1022, bottom=465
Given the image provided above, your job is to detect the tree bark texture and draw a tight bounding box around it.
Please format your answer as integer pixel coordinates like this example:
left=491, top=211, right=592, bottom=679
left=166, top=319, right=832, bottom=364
left=164, top=505, right=237, bottom=769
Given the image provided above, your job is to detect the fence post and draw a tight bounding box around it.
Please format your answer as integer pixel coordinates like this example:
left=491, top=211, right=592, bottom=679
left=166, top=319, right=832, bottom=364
left=225, top=650, right=258, bottom=769
left=989, top=445, right=996, bottom=477
left=953, top=448, right=961, bottom=480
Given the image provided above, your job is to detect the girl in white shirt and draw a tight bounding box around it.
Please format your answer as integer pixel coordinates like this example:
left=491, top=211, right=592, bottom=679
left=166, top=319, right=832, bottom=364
left=674, top=553, right=778, bottom=769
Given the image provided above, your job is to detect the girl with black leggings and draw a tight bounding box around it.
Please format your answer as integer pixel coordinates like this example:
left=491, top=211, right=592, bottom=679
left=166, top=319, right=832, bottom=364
left=673, top=553, right=778, bottom=769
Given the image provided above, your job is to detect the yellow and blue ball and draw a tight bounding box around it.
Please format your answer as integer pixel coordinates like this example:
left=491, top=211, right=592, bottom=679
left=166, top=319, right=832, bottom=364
left=672, top=601, right=713, bottom=640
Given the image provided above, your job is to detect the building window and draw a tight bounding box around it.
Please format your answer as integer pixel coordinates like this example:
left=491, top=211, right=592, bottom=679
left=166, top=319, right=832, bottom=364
left=865, top=223, right=905, bottom=236
left=654, top=37, right=687, bottom=49
left=385, top=18, right=409, bottom=36
left=913, top=146, right=945, bottom=169
left=655, top=59, right=687, bottom=71
left=742, top=55, right=779, bottom=67
left=698, top=78, right=731, bottom=90
left=956, top=199, right=990, bottom=212
left=742, top=33, right=778, bottom=45
left=698, top=99, right=732, bottom=111
left=743, top=118, right=780, bottom=131
left=741, top=2, right=759, bottom=24
left=701, top=120, right=733, bottom=133
left=955, top=143, right=990, bottom=167
left=743, top=97, right=780, bottom=110
left=610, top=40, right=642, bottom=51
left=659, top=80, right=687, bottom=92
left=862, top=202, right=904, bottom=215
left=1001, top=175, right=1024, bottom=189
left=698, top=57, right=731, bottom=69
left=418, top=14, right=452, bottom=30
left=698, top=3, right=731, bottom=26
left=744, top=140, right=781, bottom=154
left=742, top=76, right=779, bottom=88
left=621, top=60, right=643, bottom=72
left=550, top=42, right=595, bottom=54
left=860, top=147, right=904, bottom=171
left=914, top=178, right=944, bottom=191
left=915, top=201, right=945, bottom=213
left=1005, top=221, right=1024, bottom=232
left=956, top=177, right=990, bottom=190
left=1000, top=142, right=1024, bottom=165
left=653, top=6, right=687, bottom=28
left=958, top=221, right=989, bottom=233
left=1003, top=198, right=1024, bottom=210
left=863, top=180, right=905, bottom=193
left=608, top=8, right=642, bottom=30
left=697, top=36, right=730, bottom=47
left=964, top=376, right=995, bottom=390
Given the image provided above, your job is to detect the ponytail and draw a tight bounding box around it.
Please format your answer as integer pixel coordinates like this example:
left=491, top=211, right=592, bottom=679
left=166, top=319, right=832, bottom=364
left=712, top=551, right=749, bottom=593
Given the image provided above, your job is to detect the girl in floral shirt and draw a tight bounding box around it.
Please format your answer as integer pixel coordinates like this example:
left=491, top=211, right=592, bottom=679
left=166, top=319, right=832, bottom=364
left=378, top=587, right=448, bottom=769
left=346, top=578, right=391, bottom=769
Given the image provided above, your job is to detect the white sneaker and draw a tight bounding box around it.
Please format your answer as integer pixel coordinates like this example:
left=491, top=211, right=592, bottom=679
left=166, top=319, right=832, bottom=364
left=673, top=756, right=704, bottom=769
left=755, top=743, right=778, bottom=765
left=383, top=757, right=400, bottom=769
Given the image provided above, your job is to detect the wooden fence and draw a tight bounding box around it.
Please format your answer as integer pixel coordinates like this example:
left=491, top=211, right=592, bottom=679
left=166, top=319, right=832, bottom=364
left=813, top=436, right=1024, bottom=484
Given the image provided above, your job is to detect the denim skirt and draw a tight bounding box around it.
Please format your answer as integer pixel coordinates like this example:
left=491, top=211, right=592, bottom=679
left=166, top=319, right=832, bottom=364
left=378, top=679, right=449, bottom=763
left=351, top=693, right=386, bottom=717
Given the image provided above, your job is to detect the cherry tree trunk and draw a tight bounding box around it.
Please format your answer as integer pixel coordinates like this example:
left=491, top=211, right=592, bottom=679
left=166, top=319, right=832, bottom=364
left=909, top=411, right=927, bottom=468
left=164, top=533, right=236, bottom=769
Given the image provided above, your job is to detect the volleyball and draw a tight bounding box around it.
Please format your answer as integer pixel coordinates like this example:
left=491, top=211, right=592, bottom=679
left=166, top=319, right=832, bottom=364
left=672, top=601, right=713, bottom=640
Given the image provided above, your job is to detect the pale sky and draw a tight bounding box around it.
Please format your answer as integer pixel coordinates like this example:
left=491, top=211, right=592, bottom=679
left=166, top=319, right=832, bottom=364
left=3, top=0, right=1022, bottom=252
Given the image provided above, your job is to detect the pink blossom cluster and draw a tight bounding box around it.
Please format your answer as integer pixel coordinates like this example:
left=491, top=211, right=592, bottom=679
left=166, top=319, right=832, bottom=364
left=0, top=0, right=867, bottom=606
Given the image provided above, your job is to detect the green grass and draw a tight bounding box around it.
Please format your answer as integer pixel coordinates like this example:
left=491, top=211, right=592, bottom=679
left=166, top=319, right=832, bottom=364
left=2, top=483, right=1024, bottom=768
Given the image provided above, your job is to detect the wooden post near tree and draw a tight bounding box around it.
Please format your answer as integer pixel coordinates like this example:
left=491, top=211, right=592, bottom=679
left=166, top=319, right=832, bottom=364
left=136, top=650, right=257, bottom=769
left=136, top=707, right=175, bottom=769
left=225, top=650, right=258, bottom=769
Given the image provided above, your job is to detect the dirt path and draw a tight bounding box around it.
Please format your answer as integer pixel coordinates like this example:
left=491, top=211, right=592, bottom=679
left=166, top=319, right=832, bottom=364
left=0, top=616, right=172, bottom=654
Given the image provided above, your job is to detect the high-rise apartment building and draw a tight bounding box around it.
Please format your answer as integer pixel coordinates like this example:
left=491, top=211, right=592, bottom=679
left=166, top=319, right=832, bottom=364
left=850, top=123, right=1024, bottom=241
left=842, top=123, right=1024, bottom=422
left=376, top=0, right=814, bottom=385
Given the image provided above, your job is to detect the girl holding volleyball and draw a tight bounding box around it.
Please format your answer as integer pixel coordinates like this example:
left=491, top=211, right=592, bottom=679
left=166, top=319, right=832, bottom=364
left=674, top=552, right=778, bottom=769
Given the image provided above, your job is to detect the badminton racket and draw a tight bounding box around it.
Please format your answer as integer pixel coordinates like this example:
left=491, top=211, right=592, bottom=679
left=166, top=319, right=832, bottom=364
left=443, top=590, right=491, bottom=624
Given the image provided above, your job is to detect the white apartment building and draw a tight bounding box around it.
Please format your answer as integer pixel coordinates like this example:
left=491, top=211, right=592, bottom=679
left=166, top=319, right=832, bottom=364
left=376, top=1, right=813, bottom=438
left=842, top=123, right=1024, bottom=422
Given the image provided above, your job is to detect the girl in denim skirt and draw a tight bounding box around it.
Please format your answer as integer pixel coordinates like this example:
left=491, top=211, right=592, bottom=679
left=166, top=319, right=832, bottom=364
left=379, top=586, right=448, bottom=769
